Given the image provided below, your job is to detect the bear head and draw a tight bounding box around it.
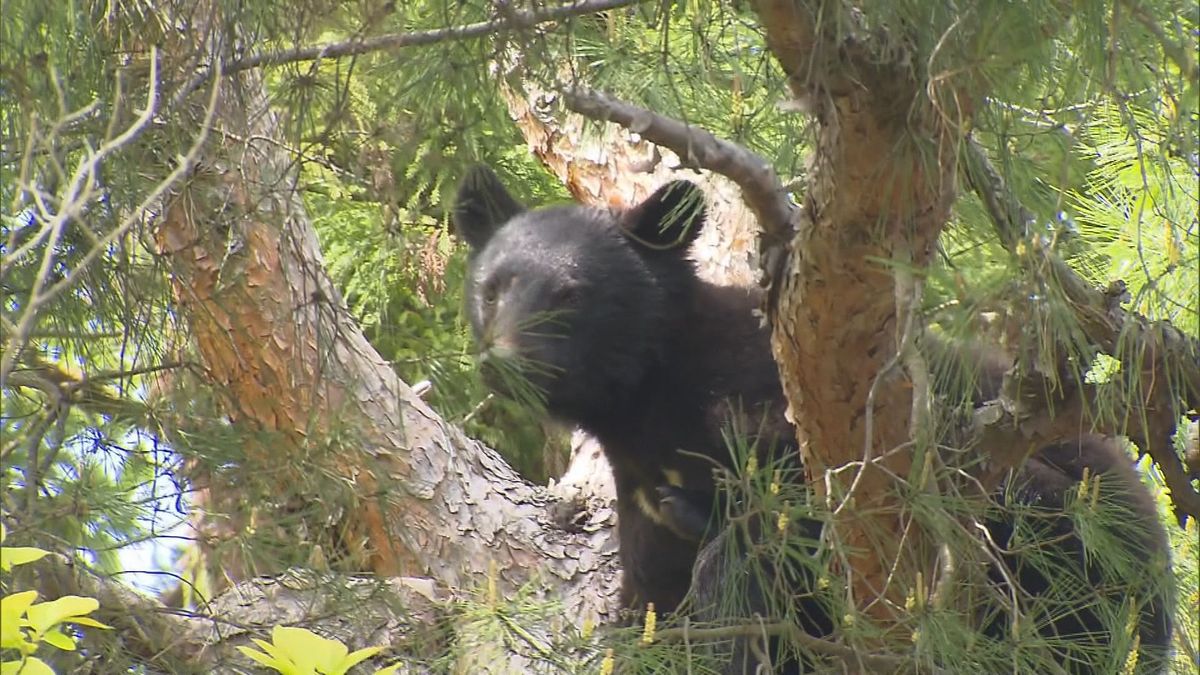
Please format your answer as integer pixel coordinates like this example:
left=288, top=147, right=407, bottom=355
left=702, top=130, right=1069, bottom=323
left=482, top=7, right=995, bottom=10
left=453, top=164, right=707, bottom=424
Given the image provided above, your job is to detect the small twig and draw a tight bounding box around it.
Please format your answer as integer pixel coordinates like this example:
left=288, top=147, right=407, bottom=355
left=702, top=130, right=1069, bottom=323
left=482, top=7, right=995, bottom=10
left=2, top=51, right=218, bottom=391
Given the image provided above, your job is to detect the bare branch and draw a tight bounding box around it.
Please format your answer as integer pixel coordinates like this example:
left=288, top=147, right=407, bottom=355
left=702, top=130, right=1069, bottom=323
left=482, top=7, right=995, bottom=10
left=560, top=87, right=797, bottom=255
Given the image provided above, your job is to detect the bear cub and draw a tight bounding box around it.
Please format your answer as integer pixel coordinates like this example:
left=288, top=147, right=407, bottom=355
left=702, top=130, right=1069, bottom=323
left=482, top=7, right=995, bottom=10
left=452, top=164, right=1173, bottom=674
left=454, top=164, right=797, bottom=613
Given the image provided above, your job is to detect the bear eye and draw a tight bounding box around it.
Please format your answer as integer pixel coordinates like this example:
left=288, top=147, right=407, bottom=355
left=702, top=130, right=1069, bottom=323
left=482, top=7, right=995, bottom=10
left=481, top=282, right=499, bottom=306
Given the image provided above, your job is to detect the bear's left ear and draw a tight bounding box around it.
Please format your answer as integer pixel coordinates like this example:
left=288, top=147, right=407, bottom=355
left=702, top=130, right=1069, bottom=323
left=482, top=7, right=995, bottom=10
left=453, top=164, right=526, bottom=250
left=620, top=180, right=707, bottom=251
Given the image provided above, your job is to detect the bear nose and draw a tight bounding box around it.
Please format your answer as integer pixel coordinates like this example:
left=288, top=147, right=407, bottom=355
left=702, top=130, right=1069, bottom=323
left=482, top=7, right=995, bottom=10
left=480, top=333, right=519, bottom=361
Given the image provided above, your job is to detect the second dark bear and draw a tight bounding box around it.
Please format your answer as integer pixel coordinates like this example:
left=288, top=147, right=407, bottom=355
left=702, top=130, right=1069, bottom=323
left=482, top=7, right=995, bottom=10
left=452, top=165, right=1172, bottom=673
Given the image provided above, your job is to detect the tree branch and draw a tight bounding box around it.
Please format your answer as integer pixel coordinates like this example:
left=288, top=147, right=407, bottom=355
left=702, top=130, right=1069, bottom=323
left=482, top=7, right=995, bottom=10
left=1119, top=0, right=1198, bottom=82
left=561, top=88, right=796, bottom=246
left=173, top=0, right=643, bottom=106
left=964, top=136, right=1200, bottom=520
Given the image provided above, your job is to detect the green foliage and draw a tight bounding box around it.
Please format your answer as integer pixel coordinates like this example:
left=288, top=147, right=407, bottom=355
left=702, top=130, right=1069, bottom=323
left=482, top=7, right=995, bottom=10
left=0, top=0, right=1196, bottom=672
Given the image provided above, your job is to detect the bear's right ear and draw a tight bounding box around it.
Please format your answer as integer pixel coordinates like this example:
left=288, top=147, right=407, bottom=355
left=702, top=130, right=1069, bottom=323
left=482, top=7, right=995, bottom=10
left=619, top=180, right=707, bottom=252
left=453, top=165, right=525, bottom=249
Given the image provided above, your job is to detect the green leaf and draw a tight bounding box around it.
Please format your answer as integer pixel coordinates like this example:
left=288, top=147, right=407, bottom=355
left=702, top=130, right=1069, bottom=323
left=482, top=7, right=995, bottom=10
left=0, top=547, right=49, bottom=572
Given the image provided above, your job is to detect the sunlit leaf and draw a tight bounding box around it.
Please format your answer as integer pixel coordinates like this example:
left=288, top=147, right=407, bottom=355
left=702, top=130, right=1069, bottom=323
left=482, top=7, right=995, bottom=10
left=25, top=596, right=101, bottom=634
left=0, top=547, right=49, bottom=572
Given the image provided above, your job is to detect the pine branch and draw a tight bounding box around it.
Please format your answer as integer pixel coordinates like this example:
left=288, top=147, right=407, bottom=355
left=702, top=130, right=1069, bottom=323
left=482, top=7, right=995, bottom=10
left=34, top=551, right=205, bottom=670
left=173, top=0, right=643, bottom=106
left=1120, top=0, right=1199, bottom=82
left=654, top=621, right=947, bottom=674
left=964, top=135, right=1200, bottom=521
left=560, top=87, right=797, bottom=274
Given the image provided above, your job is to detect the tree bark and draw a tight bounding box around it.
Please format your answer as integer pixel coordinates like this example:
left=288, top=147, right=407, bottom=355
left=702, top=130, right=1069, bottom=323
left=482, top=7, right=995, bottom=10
left=155, top=41, right=621, bottom=626
left=750, top=0, right=966, bottom=622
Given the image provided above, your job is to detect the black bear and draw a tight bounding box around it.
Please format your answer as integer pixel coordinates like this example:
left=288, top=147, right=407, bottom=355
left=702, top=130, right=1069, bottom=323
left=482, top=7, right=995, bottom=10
left=453, top=164, right=794, bottom=614
left=452, top=164, right=1173, bottom=673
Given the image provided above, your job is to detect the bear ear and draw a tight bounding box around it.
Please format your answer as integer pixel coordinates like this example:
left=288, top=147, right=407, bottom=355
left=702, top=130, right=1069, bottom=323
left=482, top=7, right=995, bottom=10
left=619, top=180, right=707, bottom=251
left=453, top=164, right=526, bottom=249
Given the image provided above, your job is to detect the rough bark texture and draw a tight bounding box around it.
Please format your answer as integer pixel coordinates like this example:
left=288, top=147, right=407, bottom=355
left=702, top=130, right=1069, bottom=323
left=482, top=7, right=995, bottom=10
left=753, top=0, right=965, bottom=621
left=156, top=53, right=622, bottom=626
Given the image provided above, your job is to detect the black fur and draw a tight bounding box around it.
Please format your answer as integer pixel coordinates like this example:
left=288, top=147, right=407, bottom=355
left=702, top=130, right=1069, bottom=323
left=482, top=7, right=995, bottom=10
left=455, top=164, right=785, bottom=612
left=453, top=165, right=1173, bottom=673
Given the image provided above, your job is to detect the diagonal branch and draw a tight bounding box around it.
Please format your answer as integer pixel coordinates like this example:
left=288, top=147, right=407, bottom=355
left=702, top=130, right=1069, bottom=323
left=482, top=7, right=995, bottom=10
left=964, top=136, right=1200, bottom=521
left=561, top=87, right=797, bottom=277
left=1119, top=0, right=1198, bottom=82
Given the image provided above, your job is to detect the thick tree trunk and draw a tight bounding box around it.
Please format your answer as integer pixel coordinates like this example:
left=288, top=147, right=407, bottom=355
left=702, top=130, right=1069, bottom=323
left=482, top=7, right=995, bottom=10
left=752, top=0, right=965, bottom=622
left=156, top=49, right=621, bottom=625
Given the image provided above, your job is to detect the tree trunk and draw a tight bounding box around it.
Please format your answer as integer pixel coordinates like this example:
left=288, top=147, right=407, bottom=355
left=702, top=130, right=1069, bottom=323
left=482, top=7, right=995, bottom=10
left=752, top=0, right=966, bottom=623
left=156, top=37, right=621, bottom=626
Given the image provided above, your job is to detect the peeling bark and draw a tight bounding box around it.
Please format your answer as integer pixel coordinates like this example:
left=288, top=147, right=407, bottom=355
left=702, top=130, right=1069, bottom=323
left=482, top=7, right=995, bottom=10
left=752, top=0, right=967, bottom=621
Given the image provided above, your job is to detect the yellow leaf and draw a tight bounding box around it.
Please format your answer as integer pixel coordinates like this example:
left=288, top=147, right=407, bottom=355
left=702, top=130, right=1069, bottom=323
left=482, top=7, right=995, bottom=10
left=248, top=637, right=292, bottom=667
left=0, top=547, right=49, bottom=572
left=40, top=627, right=76, bottom=651
left=2, top=657, right=54, bottom=675
left=372, top=665, right=402, bottom=675
left=1, top=591, right=39, bottom=618
left=237, top=645, right=294, bottom=674
left=1, top=591, right=39, bottom=649
left=335, top=646, right=383, bottom=673
left=68, top=616, right=111, bottom=630
left=273, top=626, right=343, bottom=673
left=25, top=596, right=99, bottom=634
left=0, top=620, right=29, bottom=653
